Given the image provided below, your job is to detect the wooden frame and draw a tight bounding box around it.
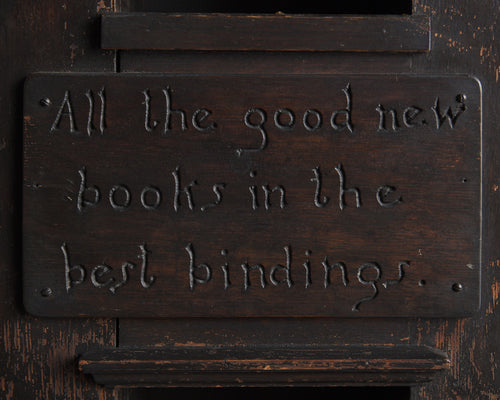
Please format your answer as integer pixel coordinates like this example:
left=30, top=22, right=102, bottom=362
left=1, top=1, right=499, bottom=399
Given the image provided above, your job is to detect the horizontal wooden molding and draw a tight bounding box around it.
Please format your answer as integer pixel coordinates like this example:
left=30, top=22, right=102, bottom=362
left=101, top=13, right=431, bottom=52
left=79, top=345, right=449, bottom=387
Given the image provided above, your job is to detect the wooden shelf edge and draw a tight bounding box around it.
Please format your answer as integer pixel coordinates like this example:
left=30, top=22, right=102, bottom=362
left=79, top=345, right=449, bottom=387
left=101, top=13, right=431, bottom=52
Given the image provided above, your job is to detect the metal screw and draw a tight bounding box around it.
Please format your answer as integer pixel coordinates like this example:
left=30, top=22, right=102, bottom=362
left=40, top=288, right=53, bottom=297
left=39, top=98, right=51, bottom=107
left=452, top=283, right=463, bottom=292
left=456, top=94, right=466, bottom=102
left=419, top=280, right=426, bottom=287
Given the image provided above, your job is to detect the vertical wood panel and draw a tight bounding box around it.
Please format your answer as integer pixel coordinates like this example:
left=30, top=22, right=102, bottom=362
left=0, top=1, right=118, bottom=399
left=409, top=0, right=500, bottom=399
left=1, top=0, right=498, bottom=398
left=116, top=6, right=417, bottom=380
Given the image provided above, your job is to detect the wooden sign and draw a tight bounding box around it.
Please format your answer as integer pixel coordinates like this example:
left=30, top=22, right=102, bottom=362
left=23, top=74, right=481, bottom=317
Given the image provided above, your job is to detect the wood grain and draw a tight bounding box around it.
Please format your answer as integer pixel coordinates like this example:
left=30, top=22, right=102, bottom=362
left=1, top=0, right=499, bottom=398
left=79, top=345, right=450, bottom=387
left=409, top=0, right=500, bottom=398
left=22, top=74, right=480, bottom=318
left=101, top=13, right=430, bottom=52
left=0, top=1, right=118, bottom=399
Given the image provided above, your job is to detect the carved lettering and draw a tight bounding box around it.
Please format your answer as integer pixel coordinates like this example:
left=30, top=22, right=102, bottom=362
left=323, top=258, right=349, bottom=288
left=376, top=185, right=402, bottom=208
left=85, top=87, right=106, bottom=136
left=85, top=89, right=97, bottom=136
left=75, top=165, right=401, bottom=213
left=140, top=186, right=162, bottom=210
left=109, top=262, right=135, bottom=294
left=50, top=90, right=79, bottom=134
left=91, top=264, right=115, bottom=289
left=335, top=163, right=361, bottom=210
left=58, top=235, right=413, bottom=310
left=311, top=166, right=329, bottom=208
left=249, top=171, right=259, bottom=210
left=241, top=262, right=267, bottom=291
left=376, top=104, right=399, bottom=132
left=238, top=108, right=268, bottom=156
left=172, top=166, right=197, bottom=212
left=109, top=185, right=131, bottom=211
left=261, top=184, right=287, bottom=210
left=269, top=246, right=293, bottom=288
left=141, top=88, right=216, bottom=135
left=220, top=249, right=232, bottom=290
left=246, top=171, right=287, bottom=210
left=185, top=243, right=212, bottom=291
left=97, top=87, right=107, bottom=134
left=75, top=167, right=231, bottom=213
left=303, top=109, right=322, bottom=131
left=274, top=108, right=295, bottom=131
left=77, top=167, right=100, bottom=212
left=61, top=242, right=154, bottom=293
left=403, top=106, right=423, bottom=128
left=62, top=242, right=86, bottom=292
left=183, top=244, right=410, bottom=311
left=142, top=89, right=159, bottom=132
left=330, top=83, right=353, bottom=133
left=30, top=78, right=478, bottom=317
left=200, top=183, right=225, bottom=212
left=383, top=261, right=409, bottom=288
left=432, top=95, right=466, bottom=129
left=352, top=263, right=382, bottom=311
left=376, top=95, right=465, bottom=132
left=303, top=250, right=312, bottom=289
left=138, top=244, right=156, bottom=288
left=162, top=86, right=187, bottom=134
left=192, top=108, right=216, bottom=132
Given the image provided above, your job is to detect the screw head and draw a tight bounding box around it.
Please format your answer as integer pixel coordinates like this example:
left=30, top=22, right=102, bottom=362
left=39, top=98, right=51, bottom=107
left=452, top=283, right=463, bottom=292
left=40, top=288, right=53, bottom=297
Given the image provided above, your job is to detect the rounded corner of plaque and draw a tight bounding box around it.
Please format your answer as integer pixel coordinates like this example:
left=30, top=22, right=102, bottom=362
left=24, top=72, right=45, bottom=88
left=22, top=297, right=41, bottom=318
left=469, top=75, right=483, bottom=90
left=23, top=288, right=50, bottom=318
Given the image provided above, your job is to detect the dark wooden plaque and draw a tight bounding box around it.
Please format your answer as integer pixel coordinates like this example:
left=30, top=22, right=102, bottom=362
left=23, top=73, right=481, bottom=317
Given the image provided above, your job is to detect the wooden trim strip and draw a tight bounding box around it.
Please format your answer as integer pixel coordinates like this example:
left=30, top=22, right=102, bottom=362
left=101, top=13, right=430, bottom=52
left=79, top=345, right=449, bottom=387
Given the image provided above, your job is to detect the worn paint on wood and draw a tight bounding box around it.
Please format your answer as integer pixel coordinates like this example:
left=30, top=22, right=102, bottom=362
left=409, top=0, right=500, bottom=399
left=1, top=0, right=499, bottom=397
left=79, top=345, right=450, bottom=387
left=0, top=1, right=117, bottom=399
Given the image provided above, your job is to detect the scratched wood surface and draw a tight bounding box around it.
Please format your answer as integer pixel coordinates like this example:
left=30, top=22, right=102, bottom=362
left=408, top=0, right=500, bottom=398
left=79, top=345, right=450, bottom=387
left=23, top=74, right=480, bottom=318
left=1, top=0, right=500, bottom=399
left=117, top=1, right=500, bottom=398
left=0, top=1, right=118, bottom=399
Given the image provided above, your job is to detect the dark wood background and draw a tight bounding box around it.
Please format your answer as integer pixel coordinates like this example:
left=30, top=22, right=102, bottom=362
left=129, top=0, right=411, bottom=14
left=1, top=0, right=499, bottom=399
